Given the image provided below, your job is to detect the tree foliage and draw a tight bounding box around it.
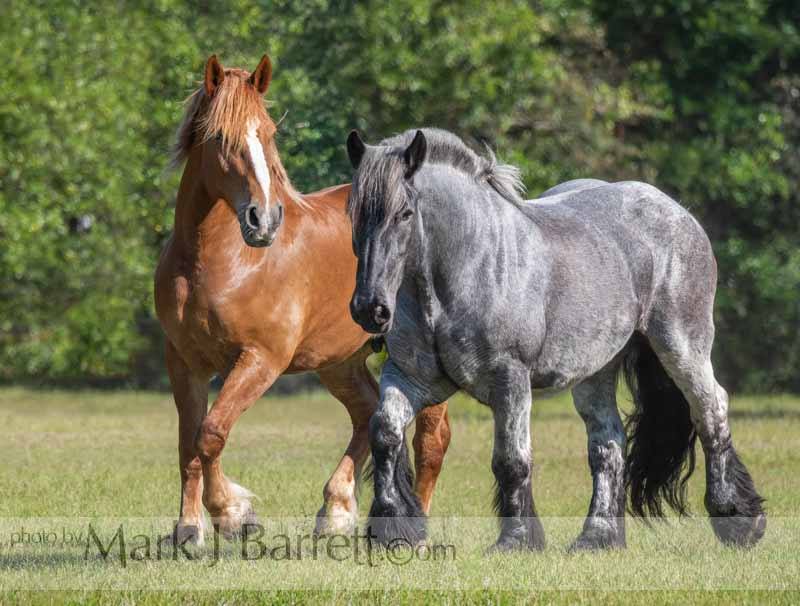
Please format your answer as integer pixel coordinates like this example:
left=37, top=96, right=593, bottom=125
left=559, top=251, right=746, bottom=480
left=0, top=0, right=797, bottom=392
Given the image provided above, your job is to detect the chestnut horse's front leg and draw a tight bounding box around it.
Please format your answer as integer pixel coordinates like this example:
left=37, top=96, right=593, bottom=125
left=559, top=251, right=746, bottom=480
left=195, top=348, right=284, bottom=539
left=166, top=341, right=211, bottom=545
left=314, top=349, right=375, bottom=535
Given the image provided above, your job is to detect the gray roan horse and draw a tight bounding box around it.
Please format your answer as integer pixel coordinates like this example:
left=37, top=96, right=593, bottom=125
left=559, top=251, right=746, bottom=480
left=345, top=127, right=766, bottom=552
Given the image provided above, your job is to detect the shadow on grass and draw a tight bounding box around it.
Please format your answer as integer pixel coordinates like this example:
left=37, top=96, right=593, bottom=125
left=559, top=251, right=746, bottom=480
left=0, top=552, right=90, bottom=571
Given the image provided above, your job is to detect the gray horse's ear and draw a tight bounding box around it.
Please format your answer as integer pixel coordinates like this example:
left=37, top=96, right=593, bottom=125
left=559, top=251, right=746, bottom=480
left=347, top=130, right=366, bottom=169
left=403, top=130, right=427, bottom=179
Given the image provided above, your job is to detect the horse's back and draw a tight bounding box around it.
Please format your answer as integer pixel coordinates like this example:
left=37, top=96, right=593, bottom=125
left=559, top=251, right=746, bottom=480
left=558, top=180, right=714, bottom=276
left=527, top=180, right=717, bottom=332
left=527, top=180, right=710, bottom=252
left=537, top=178, right=608, bottom=198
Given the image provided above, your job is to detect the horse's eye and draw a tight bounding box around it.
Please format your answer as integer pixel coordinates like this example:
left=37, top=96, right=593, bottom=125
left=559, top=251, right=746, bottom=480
left=215, top=133, right=223, bottom=142
left=397, top=208, right=413, bottom=222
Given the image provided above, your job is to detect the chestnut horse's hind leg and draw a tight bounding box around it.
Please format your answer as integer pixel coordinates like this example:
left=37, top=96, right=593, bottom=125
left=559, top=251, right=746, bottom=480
left=196, top=349, right=285, bottom=540
left=165, top=341, right=211, bottom=545
left=570, top=363, right=626, bottom=550
left=413, top=404, right=451, bottom=514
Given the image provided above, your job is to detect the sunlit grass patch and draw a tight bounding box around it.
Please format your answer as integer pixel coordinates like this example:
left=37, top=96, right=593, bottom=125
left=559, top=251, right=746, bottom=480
left=1, top=388, right=798, bottom=603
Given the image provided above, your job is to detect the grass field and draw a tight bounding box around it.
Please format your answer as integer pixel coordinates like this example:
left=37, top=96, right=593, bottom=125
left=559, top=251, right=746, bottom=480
left=1, top=384, right=799, bottom=604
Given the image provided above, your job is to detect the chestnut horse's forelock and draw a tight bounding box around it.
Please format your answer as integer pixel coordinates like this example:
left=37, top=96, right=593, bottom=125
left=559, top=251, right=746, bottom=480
left=169, top=68, right=306, bottom=207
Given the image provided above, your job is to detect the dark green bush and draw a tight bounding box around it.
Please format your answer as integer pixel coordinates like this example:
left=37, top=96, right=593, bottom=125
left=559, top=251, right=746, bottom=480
left=1, top=0, right=797, bottom=392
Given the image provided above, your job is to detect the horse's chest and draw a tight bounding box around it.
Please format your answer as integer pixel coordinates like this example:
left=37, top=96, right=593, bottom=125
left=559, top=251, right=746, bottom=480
left=431, top=314, right=543, bottom=398
left=160, top=272, right=251, bottom=365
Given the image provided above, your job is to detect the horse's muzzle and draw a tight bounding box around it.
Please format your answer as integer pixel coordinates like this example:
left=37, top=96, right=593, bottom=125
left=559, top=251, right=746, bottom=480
left=242, top=202, right=283, bottom=247
left=350, top=293, right=392, bottom=335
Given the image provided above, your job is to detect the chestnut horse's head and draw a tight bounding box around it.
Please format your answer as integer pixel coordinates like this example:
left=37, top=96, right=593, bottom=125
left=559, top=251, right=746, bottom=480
left=172, top=54, right=298, bottom=247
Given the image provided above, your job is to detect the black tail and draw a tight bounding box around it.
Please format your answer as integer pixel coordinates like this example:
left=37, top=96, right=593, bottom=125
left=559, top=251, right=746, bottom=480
left=622, top=334, right=697, bottom=517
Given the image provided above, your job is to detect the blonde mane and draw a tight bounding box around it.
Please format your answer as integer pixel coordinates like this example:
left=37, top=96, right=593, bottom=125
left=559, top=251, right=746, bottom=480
left=170, top=68, right=306, bottom=207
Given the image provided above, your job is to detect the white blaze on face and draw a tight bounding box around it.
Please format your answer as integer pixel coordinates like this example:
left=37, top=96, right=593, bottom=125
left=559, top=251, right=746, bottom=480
left=245, top=120, right=271, bottom=206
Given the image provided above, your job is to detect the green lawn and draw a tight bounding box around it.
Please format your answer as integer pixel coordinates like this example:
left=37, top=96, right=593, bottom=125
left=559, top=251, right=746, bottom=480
left=1, top=385, right=799, bottom=604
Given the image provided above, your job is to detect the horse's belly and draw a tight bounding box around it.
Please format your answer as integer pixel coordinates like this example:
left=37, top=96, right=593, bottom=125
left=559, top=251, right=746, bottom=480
left=529, top=356, right=614, bottom=393
left=529, top=310, right=637, bottom=391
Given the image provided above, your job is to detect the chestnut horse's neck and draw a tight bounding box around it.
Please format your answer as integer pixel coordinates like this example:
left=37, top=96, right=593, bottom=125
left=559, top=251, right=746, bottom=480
left=173, top=143, right=304, bottom=258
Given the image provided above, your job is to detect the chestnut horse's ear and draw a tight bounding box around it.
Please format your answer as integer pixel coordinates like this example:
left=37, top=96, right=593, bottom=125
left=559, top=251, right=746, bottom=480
left=204, top=54, right=225, bottom=96
left=347, top=130, right=366, bottom=169
left=249, top=54, right=272, bottom=95
left=403, top=130, right=427, bottom=179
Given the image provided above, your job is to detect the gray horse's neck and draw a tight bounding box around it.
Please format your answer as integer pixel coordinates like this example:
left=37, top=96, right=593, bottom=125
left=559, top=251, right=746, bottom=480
left=407, top=168, right=545, bottom=329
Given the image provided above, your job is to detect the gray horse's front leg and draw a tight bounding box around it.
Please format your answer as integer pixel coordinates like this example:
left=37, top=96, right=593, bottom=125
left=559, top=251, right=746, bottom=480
left=367, top=365, right=427, bottom=546
left=489, top=365, right=545, bottom=552
left=570, top=365, right=627, bottom=550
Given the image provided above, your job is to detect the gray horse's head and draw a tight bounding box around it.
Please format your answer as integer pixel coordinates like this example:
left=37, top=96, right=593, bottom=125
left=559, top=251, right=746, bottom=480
left=345, top=129, right=428, bottom=333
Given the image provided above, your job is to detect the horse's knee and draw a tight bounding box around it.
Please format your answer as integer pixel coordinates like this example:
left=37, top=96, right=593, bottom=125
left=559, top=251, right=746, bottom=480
left=195, top=418, right=226, bottom=461
left=369, top=410, right=403, bottom=455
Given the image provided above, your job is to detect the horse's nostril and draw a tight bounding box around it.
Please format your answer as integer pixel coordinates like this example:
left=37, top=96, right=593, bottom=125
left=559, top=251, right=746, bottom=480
left=246, top=206, right=260, bottom=229
left=373, top=304, right=391, bottom=323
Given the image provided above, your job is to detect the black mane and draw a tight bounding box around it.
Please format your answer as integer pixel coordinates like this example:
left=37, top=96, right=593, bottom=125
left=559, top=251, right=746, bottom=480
left=349, top=128, right=525, bottom=230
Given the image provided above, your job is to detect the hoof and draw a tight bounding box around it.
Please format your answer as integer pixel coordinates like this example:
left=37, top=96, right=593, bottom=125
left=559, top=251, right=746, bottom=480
left=365, top=514, right=426, bottom=548
left=710, top=512, right=766, bottom=548
left=485, top=538, right=526, bottom=555
left=240, top=514, right=264, bottom=542
left=163, top=523, right=204, bottom=548
left=569, top=530, right=625, bottom=552
left=705, top=446, right=765, bottom=548
left=208, top=480, right=259, bottom=541
left=314, top=502, right=357, bottom=536
left=486, top=529, right=545, bottom=554
left=314, top=501, right=358, bottom=537
left=366, top=493, right=426, bottom=547
left=569, top=519, right=625, bottom=552
left=213, top=506, right=259, bottom=541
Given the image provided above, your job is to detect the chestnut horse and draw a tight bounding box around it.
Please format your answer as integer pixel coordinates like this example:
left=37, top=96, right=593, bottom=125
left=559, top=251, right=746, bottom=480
left=154, top=54, right=450, bottom=544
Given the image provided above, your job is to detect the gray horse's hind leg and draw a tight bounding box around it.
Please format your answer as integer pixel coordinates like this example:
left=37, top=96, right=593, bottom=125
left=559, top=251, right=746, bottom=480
left=489, top=365, right=545, bottom=552
left=650, top=345, right=766, bottom=547
left=570, top=363, right=627, bottom=550
left=641, top=215, right=764, bottom=547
